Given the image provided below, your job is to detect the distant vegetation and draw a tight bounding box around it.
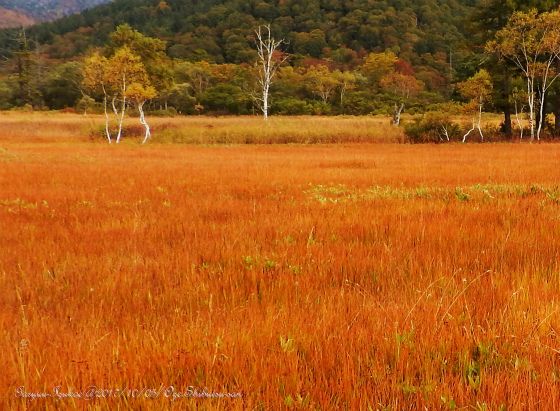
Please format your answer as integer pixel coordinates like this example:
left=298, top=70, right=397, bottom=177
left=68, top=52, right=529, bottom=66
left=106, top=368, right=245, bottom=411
left=1, top=0, right=560, bottom=142
left=0, top=0, right=109, bottom=23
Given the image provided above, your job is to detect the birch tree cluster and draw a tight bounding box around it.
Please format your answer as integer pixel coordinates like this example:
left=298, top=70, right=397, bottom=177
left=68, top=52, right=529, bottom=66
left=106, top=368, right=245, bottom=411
left=487, top=9, right=560, bottom=141
left=82, top=25, right=168, bottom=143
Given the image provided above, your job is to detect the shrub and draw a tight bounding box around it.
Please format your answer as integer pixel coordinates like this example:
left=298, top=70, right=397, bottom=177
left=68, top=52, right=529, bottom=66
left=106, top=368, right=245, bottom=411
left=273, top=98, right=313, bottom=115
left=201, top=84, right=252, bottom=114
left=149, top=107, right=178, bottom=117
left=404, top=112, right=461, bottom=143
left=343, top=91, right=382, bottom=115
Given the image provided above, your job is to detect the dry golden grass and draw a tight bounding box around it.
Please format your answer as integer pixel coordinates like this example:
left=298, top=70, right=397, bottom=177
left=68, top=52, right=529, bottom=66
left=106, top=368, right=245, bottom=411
left=0, top=111, right=512, bottom=144
left=1, top=113, right=560, bottom=410
left=0, top=112, right=405, bottom=144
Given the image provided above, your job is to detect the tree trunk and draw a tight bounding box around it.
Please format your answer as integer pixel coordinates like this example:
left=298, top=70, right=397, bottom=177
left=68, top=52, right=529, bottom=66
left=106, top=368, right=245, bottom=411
left=393, top=103, right=404, bottom=126
left=139, top=101, right=151, bottom=144
left=115, top=75, right=127, bottom=143
left=526, top=78, right=536, bottom=141
left=537, top=89, right=546, bottom=141
left=102, top=86, right=112, bottom=143
left=477, top=103, right=484, bottom=142
left=503, top=107, right=512, bottom=138
left=514, top=100, right=525, bottom=140
left=116, top=95, right=126, bottom=143
left=440, top=125, right=450, bottom=141
left=502, top=70, right=512, bottom=138
left=255, top=25, right=286, bottom=121
left=463, top=119, right=476, bottom=143
left=263, top=84, right=269, bottom=120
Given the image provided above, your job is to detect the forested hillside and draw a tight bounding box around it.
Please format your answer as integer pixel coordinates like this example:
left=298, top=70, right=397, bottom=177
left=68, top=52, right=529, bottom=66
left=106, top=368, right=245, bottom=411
left=2, top=0, right=476, bottom=73
left=1, top=0, right=560, bottom=139
left=0, top=0, right=478, bottom=113
left=0, top=7, right=35, bottom=29
left=0, top=0, right=110, bottom=25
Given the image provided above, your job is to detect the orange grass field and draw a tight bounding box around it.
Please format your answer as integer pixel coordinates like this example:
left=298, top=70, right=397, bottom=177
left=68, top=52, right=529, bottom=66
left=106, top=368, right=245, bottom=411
left=1, top=113, right=560, bottom=410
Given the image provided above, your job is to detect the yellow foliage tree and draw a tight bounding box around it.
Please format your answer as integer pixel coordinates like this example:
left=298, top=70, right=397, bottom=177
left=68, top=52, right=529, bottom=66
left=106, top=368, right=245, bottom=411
left=458, top=69, right=493, bottom=142
left=83, top=46, right=157, bottom=144
left=380, top=72, right=423, bottom=126
left=83, top=52, right=112, bottom=143
left=127, top=83, right=157, bottom=144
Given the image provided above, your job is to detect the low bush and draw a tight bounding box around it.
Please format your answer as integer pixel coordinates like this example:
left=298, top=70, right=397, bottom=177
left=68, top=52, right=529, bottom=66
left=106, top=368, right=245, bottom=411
left=404, top=112, right=461, bottom=143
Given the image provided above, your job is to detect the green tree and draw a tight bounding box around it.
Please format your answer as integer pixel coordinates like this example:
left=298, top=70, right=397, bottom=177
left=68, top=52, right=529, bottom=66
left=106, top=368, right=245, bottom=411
left=361, top=51, right=398, bottom=86
left=177, top=61, right=214, bottom=105
left=0, top=79, right=14, bottom=110
left=305, top=65, right=339, bottom=105
left=40, top=62, right=83, bottom=110
left=380, top=72, right=424, bottom=126
left=293, top=30, right=327, bottom=58
left=12, top=28, right=42, bottom=107
left=334, top=70, right=358, bottom=108
left=458, top=69, right=493, bottom=142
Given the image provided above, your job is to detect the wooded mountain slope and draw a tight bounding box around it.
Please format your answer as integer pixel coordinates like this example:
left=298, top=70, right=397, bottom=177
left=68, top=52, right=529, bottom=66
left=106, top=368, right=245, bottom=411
left=0, top=0, right=110, bottom=26
left=0, top=7, right=35, bottom=28
left=1, top=0, right=476, bottom=72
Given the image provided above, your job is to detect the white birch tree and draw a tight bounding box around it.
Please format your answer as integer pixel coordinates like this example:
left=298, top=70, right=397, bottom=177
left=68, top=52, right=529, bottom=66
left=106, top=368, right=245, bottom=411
left=380, top=72, right=423, bottom=126
left=105, top=47, right=149, bottom=144
left=305, top=65, right=340, bottom=104
left=254, top=25, right=287, bottom=120
left=512, top=87, right=527, bottom=139
left=458, top=69, right=493, bottom=142
left=128, top=83, right=157, bottom=144
left=83, top=52, right=112, bottom=143
left=83, top=47, right=156, bottom=144
left=488, top=9, right=560, bottom=141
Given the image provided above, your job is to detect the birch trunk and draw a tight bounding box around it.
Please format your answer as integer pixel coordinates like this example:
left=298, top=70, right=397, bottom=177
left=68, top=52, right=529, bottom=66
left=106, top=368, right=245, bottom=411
left=102, top=85, right=112, bottom=143
left=537, top=87, right=547, bottom=141
left=116, top=75, right=127, bottom=143
left=477, top=102, right=484, bottom=142
left=463, top=119, right=476, bottom=143
left=393, top=103, right=404, bottom=126
left=527, top=78, right=536, bottom=141
left=262, top=82, right=269, bottom=120
left=139, top=101, right=151, bottom=144
left=255, top=25, right=286, bottom=121
left=514, top=100, right=525, bottom=140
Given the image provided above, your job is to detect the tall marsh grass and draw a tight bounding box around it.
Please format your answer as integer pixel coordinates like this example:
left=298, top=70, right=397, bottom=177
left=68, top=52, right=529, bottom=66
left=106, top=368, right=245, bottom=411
left=0, top=112, right=405, bottom=144
left=1, top=114, right=560, bottom=409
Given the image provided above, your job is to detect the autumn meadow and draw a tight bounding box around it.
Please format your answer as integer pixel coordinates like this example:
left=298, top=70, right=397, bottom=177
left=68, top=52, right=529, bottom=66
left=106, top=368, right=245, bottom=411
left=0, top=112, right=559, bottom=410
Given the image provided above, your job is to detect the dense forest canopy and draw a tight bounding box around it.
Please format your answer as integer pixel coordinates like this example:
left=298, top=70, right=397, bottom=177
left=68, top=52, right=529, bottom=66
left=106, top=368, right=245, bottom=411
left=1, top=0, right=475, bottom=70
